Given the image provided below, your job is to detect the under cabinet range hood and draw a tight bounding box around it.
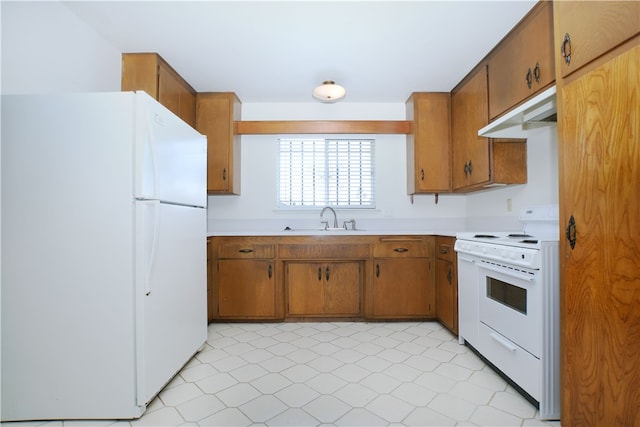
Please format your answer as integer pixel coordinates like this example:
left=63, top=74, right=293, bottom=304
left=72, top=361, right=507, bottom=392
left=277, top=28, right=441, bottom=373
left=479, top=86, right=557, bottom=138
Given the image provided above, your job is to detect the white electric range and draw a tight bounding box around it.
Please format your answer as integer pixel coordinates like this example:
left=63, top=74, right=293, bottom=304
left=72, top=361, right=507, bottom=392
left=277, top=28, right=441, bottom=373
left=454, top=205, right=560, bottom=420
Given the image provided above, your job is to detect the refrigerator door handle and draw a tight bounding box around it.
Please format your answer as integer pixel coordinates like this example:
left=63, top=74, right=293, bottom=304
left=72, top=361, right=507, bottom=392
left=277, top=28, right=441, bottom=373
left=138, top=200, right=161, bottom=296
left=135, top=98, right=159, bottom=200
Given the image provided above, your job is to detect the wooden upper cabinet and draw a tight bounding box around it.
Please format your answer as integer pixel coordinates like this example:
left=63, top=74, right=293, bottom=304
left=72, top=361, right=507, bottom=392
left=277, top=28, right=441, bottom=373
left=554, top=1, right=640, bottom=79
left=451, top=66, right=491, bottom=189
left=406, top=92, right=451, bottom=194
left=121, top=53, right=196, bottom=127
left=196, top=93, right=242, bottom=194
left=451, top=65, right=527, bottom=192
left=488, top=1, right=555, bottom=119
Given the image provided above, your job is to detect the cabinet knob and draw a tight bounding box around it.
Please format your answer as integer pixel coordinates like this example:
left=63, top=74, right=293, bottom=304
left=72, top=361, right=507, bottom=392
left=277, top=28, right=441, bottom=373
left=561, top=33, right=572, bottom=65
left=420, top=168, right=425, bottom=181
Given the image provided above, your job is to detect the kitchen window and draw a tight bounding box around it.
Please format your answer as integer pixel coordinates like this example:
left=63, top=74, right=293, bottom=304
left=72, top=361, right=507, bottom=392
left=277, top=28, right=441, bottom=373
left=278, top=138, right=375, bottom=209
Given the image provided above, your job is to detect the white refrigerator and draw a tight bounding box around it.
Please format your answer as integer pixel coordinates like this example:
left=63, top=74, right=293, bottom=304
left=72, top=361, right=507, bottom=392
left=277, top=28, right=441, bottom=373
left=1, top=91, right=208, bottom=421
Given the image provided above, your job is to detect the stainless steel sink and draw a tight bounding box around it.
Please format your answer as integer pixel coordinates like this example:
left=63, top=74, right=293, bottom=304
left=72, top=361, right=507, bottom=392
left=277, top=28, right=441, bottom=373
left=283, top=226, right=364, bottom=232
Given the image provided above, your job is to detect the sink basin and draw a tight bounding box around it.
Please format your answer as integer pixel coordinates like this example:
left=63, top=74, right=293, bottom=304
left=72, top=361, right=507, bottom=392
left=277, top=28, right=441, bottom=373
left=283, top=226, right=364, bottom=233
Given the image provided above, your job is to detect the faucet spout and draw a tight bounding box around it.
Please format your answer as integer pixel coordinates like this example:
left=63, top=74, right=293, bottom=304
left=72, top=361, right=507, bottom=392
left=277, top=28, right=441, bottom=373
left=320, top=207, right=338, bottom=229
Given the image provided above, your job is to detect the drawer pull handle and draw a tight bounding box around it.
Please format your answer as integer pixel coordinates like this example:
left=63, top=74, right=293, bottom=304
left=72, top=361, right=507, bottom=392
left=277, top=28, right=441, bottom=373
left=447, top=268, right=452, bottom=284
left=525, top=67, right=532, bottom=89
left=439, top=248, right=448, bottom=254
left=318, top=267, right=322, bottom=281
left=326, top=266, right=330, bottom=281
left=376, top=263, right=380, bottom=277
left=238, top=248, right=254, bottom=253
left=393, top=248, right=409, bottom=253
left=268, top=264, right=272, bottom=279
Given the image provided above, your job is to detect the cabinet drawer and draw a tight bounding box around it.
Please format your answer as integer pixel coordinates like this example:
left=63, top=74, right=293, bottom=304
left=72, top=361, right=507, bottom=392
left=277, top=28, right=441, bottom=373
left=435, top=237, right=454, bottom=262
left=279, top=244, right=370, bottom=260
left=218, top=244, right=274, bottom=259
left=373, top=240, right=429, bottom=258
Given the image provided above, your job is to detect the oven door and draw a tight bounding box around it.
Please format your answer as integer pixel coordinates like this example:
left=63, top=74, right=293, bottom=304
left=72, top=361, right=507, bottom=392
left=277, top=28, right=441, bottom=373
left=478, top=260, right=540, bottom=358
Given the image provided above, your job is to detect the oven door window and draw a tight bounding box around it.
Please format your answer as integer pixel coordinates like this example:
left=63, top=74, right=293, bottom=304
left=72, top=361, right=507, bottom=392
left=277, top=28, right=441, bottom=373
left=487, top=277, right=527, bottom=314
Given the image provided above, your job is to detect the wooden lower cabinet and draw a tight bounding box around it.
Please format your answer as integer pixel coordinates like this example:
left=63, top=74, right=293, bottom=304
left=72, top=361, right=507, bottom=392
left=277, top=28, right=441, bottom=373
left=218, top=259, right=277, bottom=319
left=372, top=258, right=432, bottom=318
left=286, top=261, right=361, bottom=317
left=435, top=236, right=457, bottom=335
left=209, top=235, right=440, bottom=323
left=369, top=237, right=435, bottom=319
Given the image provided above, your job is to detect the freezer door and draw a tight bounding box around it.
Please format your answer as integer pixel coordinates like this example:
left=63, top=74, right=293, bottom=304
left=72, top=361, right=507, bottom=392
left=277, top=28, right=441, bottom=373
left=135, top=201, right=207, bottom=406
left=134, top=91, right=207, bottom=208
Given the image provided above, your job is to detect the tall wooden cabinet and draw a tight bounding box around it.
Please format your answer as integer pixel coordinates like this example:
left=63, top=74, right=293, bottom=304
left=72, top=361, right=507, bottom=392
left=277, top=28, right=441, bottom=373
left=451, top=65, right=527, bottom=191
left=121, top=53, right=197, bottom=127
left=554, top=2, right=639, bottom=424
left=196, top=93, right=242, bottom=194
left=406, top=92, right=451, bottom=194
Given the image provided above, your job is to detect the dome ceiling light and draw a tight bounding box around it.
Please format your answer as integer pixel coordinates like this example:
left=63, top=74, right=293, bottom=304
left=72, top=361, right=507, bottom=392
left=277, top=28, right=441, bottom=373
left=312, top=81, right=346, bottom=103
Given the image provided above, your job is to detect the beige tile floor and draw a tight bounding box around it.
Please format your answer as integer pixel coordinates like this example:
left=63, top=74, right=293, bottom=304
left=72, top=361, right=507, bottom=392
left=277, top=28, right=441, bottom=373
left=2, top=322, right=562, bottom=427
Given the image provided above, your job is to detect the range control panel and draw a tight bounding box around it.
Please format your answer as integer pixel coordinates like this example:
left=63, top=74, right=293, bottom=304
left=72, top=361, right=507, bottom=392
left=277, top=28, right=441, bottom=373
left=454, top=239, right=540, bottom=269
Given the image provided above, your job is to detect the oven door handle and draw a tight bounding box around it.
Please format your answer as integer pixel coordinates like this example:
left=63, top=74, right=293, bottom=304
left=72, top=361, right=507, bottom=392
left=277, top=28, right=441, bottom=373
left=479, top=263, right=536, bottom=282
left=489, top=332, right=518, bottom=352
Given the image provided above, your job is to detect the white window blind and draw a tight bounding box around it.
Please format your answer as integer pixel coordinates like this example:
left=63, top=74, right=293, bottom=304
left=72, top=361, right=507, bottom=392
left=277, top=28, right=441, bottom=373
left=278, top=138, right=375, bottom=208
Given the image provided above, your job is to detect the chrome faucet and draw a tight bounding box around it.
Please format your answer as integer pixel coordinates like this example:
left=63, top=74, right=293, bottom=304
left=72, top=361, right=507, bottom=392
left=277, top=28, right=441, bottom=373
left=320, top=206, right=338, bottom=229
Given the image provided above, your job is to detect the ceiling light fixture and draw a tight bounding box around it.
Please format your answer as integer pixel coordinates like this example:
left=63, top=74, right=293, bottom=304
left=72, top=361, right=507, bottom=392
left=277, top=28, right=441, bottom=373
left=312, top=81, right=346, bottom=103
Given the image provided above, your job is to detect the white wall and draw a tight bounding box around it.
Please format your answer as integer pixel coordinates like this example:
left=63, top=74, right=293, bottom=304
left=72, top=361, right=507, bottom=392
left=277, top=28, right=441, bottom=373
left=1, top=2, right=559, bottom=233
left=209, top=102, right=559, bottom=232
left=1, top=1, right=121, bottom=94
left=465, top=125, right=559, bottom=230
left=207, top=102, right=469, bottom=232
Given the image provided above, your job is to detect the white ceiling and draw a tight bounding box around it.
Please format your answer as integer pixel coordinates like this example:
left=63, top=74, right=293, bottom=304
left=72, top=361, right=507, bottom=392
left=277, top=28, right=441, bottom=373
left=63, top=1, right=537, bottom=103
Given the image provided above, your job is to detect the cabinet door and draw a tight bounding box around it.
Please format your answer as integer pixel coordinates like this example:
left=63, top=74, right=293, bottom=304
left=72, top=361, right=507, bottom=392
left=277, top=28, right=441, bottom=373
left=559, top=44, right=640, bottom=426
left=207, top=238, right=214, bottom=322
left=323, top=262, right=360, bottom=316
left=121, top=53, right=196, bottom=127
left=451, top=66, right=490, bottom=189
left=286, top=262, right=325, bottom=315
left=489, top=1, right=554, bottom=119
left=406, top=93, right=451, bottom=193
left=372, top=258, right=431, bottom=317
left=555, top=1, right=639, bottom=79
left=196, top=93, right=241, bottom=194
left=286, top=262, right=361, bottom=316
left=218, top=259, right=275, bottom=318
left=435, top=259, right=454, bottom=332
